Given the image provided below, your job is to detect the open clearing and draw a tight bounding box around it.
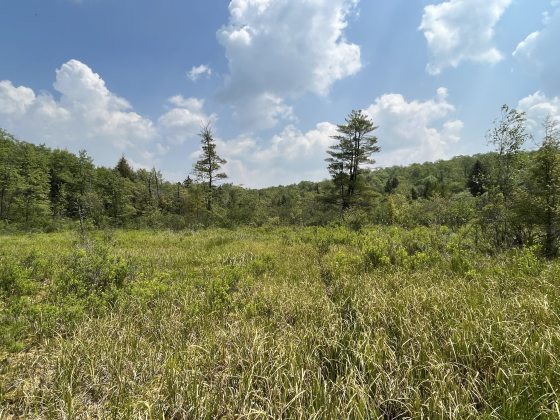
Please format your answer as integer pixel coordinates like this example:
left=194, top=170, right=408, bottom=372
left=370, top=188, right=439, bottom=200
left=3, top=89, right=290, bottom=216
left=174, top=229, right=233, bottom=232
left=1, top=227, right=560, bottom=418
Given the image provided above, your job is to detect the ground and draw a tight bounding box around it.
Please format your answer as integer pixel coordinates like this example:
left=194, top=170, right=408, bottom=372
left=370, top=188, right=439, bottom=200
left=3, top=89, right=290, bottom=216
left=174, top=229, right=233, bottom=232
left=1, top=227, right=559, bottom=418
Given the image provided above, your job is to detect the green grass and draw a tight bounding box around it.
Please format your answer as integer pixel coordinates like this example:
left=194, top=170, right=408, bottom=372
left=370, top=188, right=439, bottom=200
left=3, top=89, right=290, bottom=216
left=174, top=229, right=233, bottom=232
left=1, top=226, right=559, bottom=418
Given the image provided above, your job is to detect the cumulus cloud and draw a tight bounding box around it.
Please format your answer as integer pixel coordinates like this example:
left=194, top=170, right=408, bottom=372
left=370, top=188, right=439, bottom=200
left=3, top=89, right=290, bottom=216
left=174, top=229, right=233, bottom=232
left=218, top=0, right=361, bottom=130
left=420, top=0, right=512, bottom=75
left=0, top=60, right=210, bottom=168
left=187, top=64, right=212, bottom=82
left=0, top=60, right=156, bottom=153
left=0, top=81, right=36, bottom=115
left=0, top=60, right=464, bottom=187
left=220, top=122, right=338, bottom=187
left=517, top=91, right=560, bottom=139
left=513, top=4, right=560, bottom=93
left=365, top=87, right=463, bottom=165
left=158, top=95, right=214, bottom=144
left=231, top=93, right=295, bottom=131
left=219, top=88, right=463, bottom=187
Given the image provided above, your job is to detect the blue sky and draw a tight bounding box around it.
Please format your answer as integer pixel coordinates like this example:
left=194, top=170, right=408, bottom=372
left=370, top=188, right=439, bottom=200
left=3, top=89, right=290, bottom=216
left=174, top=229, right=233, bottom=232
left=1, top=0, right=559, bottom=187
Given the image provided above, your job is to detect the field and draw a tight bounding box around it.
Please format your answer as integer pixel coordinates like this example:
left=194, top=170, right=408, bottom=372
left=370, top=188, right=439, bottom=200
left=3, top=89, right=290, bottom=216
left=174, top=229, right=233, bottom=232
left=1, top=227, right=560, bottom=418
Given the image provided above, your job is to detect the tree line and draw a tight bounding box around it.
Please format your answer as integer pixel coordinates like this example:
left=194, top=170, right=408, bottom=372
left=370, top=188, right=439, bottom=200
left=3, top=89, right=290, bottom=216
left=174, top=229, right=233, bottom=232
left=1, top=104, right=559, bottom=256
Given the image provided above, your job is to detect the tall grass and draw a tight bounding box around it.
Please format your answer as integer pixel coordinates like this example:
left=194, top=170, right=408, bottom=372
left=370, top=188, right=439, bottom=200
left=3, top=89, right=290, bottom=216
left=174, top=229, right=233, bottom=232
left=1, top=226, right=559, bottom=418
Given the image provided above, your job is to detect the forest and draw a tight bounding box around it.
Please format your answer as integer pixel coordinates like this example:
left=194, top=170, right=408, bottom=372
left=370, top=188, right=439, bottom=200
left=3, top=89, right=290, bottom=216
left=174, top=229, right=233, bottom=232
left=1, top=106, right=560, bottom=257
left=1, top=105, right=560, bottom=417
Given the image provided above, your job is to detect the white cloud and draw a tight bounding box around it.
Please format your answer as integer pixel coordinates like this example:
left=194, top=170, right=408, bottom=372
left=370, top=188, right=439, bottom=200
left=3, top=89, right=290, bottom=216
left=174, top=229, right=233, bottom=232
left=0, top=60, right=210, bottom=168
left=420, top=0, right=512, bottom=75
left=231, top=93, right=295, bottom=131
left=517, top=91, right=560, bottom=139
left=220, top=122, right=338, bottom=187
left=187, top=64, right=212, bottom=82
left=365, top=87, right=463, bottom=165
left=0, top=60, right=156, bottom=155
left=512, top=31, right=540, bottom=58
left=219, top=88, right=463, bottom=187
left=0, top=81, right=36, bottom=115
left=218, top=0, right=361, bottom=130
left=513, top=4, right=560, bottom=93
left=167, top=95, right=204, bottom=111
left=0, top=61, right=465, bottom=188
left=158, top=95, right=214, bottom=144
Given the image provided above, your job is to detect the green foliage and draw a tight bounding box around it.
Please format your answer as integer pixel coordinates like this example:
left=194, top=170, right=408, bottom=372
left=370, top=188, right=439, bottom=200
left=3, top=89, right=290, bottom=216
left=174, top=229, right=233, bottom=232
left=115, top=155, right=136, bottom=181
left=326, top=110, right=379, bottom=209
left=342, top=207, right=370, bottom=231
left=0, top=256, right=38, bottom=297
left=0, top=233, right=131, bottom=354
left=467, top=159, right=487, bottom=196
left=1, top=227, right=558, bottom=418
left=383, top=174, right=399, bottom=194
left=0, top=115, right=559, bottom=259
left=529, top=117, right=560, bottom=258
left=193, top=123, right=227, bottom=210
left=58, top=237, right=130, bottom=298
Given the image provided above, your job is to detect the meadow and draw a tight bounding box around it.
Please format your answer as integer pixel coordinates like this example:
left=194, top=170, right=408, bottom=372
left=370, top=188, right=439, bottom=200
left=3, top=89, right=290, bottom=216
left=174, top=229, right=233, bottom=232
left=1, top=226, right=559, bottom=418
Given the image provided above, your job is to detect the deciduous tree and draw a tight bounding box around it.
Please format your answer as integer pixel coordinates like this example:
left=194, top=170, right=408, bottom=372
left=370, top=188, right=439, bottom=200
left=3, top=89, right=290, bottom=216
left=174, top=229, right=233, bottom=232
left=531, top=116, right=560, bottom=257
left=485, top=104, right=530, bottom=247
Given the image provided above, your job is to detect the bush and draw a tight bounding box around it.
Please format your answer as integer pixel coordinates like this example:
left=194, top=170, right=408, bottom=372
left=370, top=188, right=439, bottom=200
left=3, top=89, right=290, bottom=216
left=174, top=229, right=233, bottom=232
left=0, top=257, right=37, bottom=297
left=56, top=236, right=130, bottom=298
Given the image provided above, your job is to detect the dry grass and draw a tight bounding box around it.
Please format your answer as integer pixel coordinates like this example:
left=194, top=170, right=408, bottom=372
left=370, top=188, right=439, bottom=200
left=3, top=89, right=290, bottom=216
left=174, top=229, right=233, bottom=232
left=1, top=227, right=559, bottom=418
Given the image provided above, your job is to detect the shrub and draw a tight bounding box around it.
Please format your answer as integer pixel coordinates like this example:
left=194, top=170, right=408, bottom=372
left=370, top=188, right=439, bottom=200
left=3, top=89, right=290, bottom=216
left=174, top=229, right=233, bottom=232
left=0, top=257, right=37, bottom=297
left=56, top=236, right=130, bottom=298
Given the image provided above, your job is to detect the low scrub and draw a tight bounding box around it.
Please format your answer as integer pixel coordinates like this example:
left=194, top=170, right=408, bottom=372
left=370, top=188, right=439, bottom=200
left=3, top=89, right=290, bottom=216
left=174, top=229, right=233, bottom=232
left=1, top=227, right=559, bottom=418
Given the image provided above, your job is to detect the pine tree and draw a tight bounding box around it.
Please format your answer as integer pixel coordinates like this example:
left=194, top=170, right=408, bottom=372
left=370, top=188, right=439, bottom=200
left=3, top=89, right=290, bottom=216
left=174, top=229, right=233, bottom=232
left=183, top=176, right=193, bottom=188
left=193, top=123, right=227, bottom=210
left=115, top=156, right=135, bottom=180
left=326, top=110, right=379, bottom=210
left=384, top=175, right=399, bottom=194
left=467, top=159, right=487, bottom=196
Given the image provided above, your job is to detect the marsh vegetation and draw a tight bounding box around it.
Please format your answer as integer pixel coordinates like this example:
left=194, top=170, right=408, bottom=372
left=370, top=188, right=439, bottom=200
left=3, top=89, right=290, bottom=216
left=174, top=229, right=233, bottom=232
left=1, top=227, right=559, bottom=418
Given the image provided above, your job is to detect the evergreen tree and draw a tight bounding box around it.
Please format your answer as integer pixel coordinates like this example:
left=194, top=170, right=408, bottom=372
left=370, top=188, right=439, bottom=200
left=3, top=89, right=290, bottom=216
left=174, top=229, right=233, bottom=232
left=115, top=156, right=135, bottom=180
left=95, top=168, right=134, bottom=226
left=193, top=123, right=227, bottom=210
left=421, top=175, right=438, bottom=199
left=384, top=175, right=399, bottom=194
left=467, top=159, right=487, bottom=196
left=326, top=110, right=379, bottom=209
left=183, top=176, right=193, bottom=188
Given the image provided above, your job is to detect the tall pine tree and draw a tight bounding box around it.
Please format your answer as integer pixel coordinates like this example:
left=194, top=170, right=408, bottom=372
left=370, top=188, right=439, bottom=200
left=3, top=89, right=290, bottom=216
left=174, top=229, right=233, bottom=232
left=193, top=123, right=227, bottom=210
left=326, top=110, right=379, bottom=210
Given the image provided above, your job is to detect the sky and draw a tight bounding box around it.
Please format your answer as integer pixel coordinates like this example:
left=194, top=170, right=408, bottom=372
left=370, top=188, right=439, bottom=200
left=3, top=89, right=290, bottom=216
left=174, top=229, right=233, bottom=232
left=1, top=0, right=559, bottom=187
